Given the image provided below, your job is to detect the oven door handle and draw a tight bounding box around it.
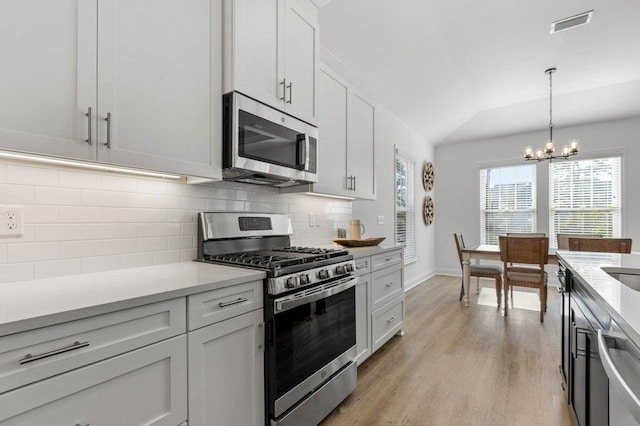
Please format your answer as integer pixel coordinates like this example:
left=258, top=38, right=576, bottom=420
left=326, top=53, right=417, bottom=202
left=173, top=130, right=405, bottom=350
left=274, top=277, right=358, bottom=313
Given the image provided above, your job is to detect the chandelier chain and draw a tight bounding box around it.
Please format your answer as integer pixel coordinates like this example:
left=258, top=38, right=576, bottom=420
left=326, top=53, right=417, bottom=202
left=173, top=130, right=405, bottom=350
left=549, top=69, right=553, bottom=139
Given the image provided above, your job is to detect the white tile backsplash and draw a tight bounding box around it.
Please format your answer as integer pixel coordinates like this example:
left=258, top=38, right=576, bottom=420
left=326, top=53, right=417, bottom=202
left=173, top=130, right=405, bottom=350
left=0, top=159, right=352, bottom=284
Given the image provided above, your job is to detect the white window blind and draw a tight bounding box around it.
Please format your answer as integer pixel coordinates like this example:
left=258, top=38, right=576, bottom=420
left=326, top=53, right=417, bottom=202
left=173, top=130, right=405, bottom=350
left=480, top=165, right=536, bottom=244
left=549, top=156, right=621, bottom=248
left=395, top=152, right=416, bottom=264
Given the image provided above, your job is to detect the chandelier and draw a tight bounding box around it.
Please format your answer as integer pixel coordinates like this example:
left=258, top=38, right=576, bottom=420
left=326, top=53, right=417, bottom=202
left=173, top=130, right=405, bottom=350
left=524, top=67, right=579, bottom=162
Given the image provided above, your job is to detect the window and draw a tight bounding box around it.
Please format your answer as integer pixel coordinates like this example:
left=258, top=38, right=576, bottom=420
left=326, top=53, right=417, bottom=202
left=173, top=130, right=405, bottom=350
left=395, top=151, right=416, bottom=264
left=480, top=165, right=537, bottom=244
left=549, top=156, right=621, bottom=248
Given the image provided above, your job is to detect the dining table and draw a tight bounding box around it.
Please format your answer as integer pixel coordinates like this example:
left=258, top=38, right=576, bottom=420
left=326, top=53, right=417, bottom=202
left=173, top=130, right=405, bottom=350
left=460, top=244, right=558, bottom=307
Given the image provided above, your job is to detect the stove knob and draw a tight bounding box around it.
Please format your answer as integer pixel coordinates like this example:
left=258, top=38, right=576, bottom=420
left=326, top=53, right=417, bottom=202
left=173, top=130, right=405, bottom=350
left=318, top=269, right=329, bottom=279
left=336, top=265, right=346, bottom=274
left=286, top=276, right=298, bottom=288
left=345, top=263, right=354, bottom=272
left=299, top=274, right=310, bottom=285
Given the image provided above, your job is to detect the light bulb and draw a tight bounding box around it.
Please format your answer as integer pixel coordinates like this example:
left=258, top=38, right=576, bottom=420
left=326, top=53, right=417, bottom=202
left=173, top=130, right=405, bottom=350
left=524, top=146, right=534, bottom=159
left=536, top=149, right=545, bottom=159
left=569, top=139, right=579, bottom=153
left=544, top=140, right=555, bottom=154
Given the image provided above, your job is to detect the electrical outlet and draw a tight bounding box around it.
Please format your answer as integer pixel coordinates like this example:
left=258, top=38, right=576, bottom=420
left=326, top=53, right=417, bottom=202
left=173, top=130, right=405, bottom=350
left=0, top=206, right=23, bottom=237
left=377, top=215, right=385, bottom=225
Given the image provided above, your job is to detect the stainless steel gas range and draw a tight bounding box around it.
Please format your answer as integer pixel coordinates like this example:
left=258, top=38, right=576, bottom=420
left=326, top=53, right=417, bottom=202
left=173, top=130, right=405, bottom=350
left=197, top=212, right=357, bottom=426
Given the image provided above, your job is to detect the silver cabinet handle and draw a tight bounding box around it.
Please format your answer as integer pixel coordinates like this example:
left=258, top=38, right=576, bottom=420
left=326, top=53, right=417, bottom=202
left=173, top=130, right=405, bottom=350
left=386, top=317, right=397, bottom=324
left=257, top=322, right=264, bottom=351
left=218, top=297, right=249, bottom=308
left=20, top=341, right=89, bottom=365
left=85, top=107, right=92, bottom=145
left=570, top=321, right=576, bottom=358
left=103, top=112, right=111, bottom=148
left=280, top=79, right=287, bottom=101
left=356, top=264, right=367, bottom=270
left=385, top=283, right=394, bottom=287
left=598, top=330, right=640, bottom=423
left=353, top=175, right=356, bottom=191
left=385, top=258, right=393, bottom=262
left=287, top=82, right=293, bottom=104
left=76, top=423, right=91, bottom=426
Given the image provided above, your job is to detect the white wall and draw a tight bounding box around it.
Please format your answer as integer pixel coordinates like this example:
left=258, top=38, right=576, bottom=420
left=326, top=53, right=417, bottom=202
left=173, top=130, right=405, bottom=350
left=0, top=159, right=352, bottom=284
left=434, top=116, right=640, bottom=275
left=353, top=104, right=436, bottom=290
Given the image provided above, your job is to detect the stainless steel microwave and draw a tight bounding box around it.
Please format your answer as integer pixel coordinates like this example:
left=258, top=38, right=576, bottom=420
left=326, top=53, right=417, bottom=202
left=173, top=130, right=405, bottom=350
left=222, top=92, right=318, bottom=187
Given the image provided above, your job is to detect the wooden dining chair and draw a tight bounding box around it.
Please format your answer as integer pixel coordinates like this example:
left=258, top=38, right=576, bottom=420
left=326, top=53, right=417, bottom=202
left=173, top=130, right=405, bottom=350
left=568, top=237, right=632, bottom=254
left=557, top=233, right=602, bottom=250
left=506, top=233, right=546, bottom=237
left=499, top=236, right=549, bottom=322
left=454, top=233, right=503, bottom=306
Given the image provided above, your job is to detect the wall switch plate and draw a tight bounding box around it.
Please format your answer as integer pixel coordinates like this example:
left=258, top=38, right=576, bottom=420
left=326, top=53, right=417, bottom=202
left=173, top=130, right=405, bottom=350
left=0, top=205, right=24, bottom=236
left=377, top=215, right=385, bottom=225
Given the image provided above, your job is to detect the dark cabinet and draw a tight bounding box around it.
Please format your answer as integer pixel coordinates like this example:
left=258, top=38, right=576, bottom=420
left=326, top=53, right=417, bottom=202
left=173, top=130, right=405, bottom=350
left=558, top=260, right=571, bottom=391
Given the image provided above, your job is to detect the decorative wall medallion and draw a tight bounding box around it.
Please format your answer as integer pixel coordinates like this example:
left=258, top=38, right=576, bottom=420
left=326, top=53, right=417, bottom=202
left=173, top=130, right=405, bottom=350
left=423, top=196, right=434, bottom=225
left=422, top=162, right=434, bottom=192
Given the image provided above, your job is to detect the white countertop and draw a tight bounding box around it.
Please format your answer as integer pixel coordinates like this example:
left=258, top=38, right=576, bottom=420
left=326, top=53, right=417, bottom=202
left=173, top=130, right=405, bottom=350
left=0, top=262, right=265, bottom=337
left=557, top=250, right=640, bottom=344
left=344, top=244, right=404, bottom=259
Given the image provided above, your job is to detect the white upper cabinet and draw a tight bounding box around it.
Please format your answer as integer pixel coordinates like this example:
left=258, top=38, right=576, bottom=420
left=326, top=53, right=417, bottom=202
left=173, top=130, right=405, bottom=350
left=0, top=0, right=222, bottom=180
left=347, top=92, right=376, bottom=198
left=225, top=0, right=319, bottom=125
left=0, top=1, right=96, bottom=160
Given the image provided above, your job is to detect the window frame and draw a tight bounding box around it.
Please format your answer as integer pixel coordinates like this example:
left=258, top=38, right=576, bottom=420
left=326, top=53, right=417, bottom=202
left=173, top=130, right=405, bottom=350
left=395, top=149, right=416, bottom=264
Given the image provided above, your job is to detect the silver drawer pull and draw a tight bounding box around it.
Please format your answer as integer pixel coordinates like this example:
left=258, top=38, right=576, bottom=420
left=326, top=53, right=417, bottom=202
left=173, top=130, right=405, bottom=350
left=76, top=423, right=91, bottom=426
left=20, top=341, right=89, bottom=365
left=385, top=257, right=393, bottom=262
left=85, top=107, right=92, bottom=145
left=356, top=264, right=367, bottom=270
left=103, top=112, right=112, bottom=148
left=385, top=283, right=394, bottom=287
left=218, top=297, right=249, bottom=308
left=386, top=317, right=397, bottom=324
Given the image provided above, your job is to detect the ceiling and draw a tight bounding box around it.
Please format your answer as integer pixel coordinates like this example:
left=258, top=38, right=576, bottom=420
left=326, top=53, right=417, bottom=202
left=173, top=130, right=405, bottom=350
left=318, top=0, right=640, bottom=145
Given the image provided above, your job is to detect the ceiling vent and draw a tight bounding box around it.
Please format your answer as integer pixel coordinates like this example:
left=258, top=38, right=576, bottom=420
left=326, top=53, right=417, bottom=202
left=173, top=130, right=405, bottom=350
left=550, top=10, right=594, bottom=34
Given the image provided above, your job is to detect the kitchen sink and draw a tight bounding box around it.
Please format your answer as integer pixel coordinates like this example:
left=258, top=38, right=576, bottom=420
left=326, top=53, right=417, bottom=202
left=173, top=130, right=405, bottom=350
left=602, top=267, right=640, bottom=291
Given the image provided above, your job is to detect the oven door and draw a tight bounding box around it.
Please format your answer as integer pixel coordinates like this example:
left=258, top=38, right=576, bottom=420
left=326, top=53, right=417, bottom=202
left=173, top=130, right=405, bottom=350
left=268, top=276, right=357, bottom=418
left=224, top=92, right=318, bottom=183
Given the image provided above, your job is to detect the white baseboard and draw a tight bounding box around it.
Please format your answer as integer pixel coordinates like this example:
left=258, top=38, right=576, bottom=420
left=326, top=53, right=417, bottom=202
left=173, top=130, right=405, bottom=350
left=404, top=269, right=436, bottom=292
left=433, top=267, right=461, bottom=277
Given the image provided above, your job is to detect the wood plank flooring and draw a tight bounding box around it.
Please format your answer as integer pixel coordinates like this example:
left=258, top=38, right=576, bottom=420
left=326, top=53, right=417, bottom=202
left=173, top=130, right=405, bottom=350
left=321, top=275, right=574, bottom=426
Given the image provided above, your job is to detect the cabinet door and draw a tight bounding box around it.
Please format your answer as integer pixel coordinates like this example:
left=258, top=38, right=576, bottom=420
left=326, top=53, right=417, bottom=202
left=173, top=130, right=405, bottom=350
left=347, top=92, right=376, bottom=199
left=570, top=303, right=588, bottom=426
left=0, top=336, right=187, bottom=425
left=355, top=274, right=372, bottom=365
left=97, top=0, right=221, bottom=179
left=0, top=0, right=96, bottom=160
left=188, top=309, right=264, bottom=426
left=283, top=0, right=318, bottom=124
left=227, top=0, right=283, bottom=109
left=316, top=66, right=349, bottom=196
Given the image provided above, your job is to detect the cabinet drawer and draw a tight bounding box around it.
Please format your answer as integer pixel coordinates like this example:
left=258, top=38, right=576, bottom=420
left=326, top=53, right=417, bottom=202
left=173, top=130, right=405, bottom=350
left=372, top=297, right=404, bottom=353
left=0, top=298, right=186, bottom=394
left=0, top=335, right=187, bottom=425
left=372, top=264, right=403, bottom=311
left=353, top=257, right=371, bottom=276
left=371, top=249, right=403, bottom=272
left=188, top=280, right=263, bottom=331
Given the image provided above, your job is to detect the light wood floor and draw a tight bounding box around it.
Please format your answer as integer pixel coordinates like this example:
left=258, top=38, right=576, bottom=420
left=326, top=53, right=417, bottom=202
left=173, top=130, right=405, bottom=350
left=321, top=275, right=574, bottom=426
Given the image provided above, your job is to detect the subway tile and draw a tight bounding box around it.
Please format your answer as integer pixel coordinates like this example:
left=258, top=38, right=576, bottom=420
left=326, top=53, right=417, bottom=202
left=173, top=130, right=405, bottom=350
left=101, top=175, right=139, bottom=192
left=82, top=255, right=120, bottom=274
left=205, top=199, right=244, bottom=211
left=34, top=224, right=83, bottom=242
left=120, top=252, right=153, bottom=269
left=120, top=192, right=153, bottom=208
left=167, top=209, right=193, bottom=223
left=60, top=240, right=102, bottom=258
left=137, top=179, right=168, bottom=195
left=58, top=206, right=103, bottom=223
left=7, top=165, right=59, bottom=186
left=81, top=190, right=122, bottom=207
left=7, top=242, right=59, bottom=262
left=181, top=248, right=197, bottom=262
left=214, top=188, right=236, bottom=200
left=167, top=182, right=192, bottom=196
left=59, top=170, right=102, bottom=189
left=121, top=223, right=154, bottom=238
left=99, top=207, right=138, bottom=223
left=23, top=205, right=60, bottom=223
left=136, top=208, right=168, bottom=223
left=181, top=223, right=197, bottom=236
left=181, top=196, right=205, bottom=210
left=190, top=184, right=214, bottom=198
left=34, top=259, right=82, bottom=279
left=137, top=237, right=168, bottom=252
left=153, top=223, right=181, bottom=237
left=152, top=194, right=181, bottom=209
left=102, top=238, right=137, bottom=255
left=0, top=262, right=34, bottom=284
left=82, top=223, right=123, bottom=240
left=0, top=163, right=6, bottom=182
left=0, top=183, right=34, bottom=204
left=152, top=250, right=181, bottom=265
left=245, top=202, right=276, bottom=213
left=0, top=244, right=6, bottom=263
left=168, top=236, right=193, bottom=250
left=35, top=187, right=82, bottom=205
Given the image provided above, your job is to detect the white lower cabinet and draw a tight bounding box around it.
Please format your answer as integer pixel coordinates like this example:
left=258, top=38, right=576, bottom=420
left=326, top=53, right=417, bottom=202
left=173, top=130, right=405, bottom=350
left=0, top=335, right=187, bottom=425
left=352, top=248, right=404, bottom=363
left=188, top=308, right=264, bottom=426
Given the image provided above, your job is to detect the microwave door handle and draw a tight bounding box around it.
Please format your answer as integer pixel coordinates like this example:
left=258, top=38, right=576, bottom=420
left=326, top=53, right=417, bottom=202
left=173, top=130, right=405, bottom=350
left=297, top=135, right=307, bottom=170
